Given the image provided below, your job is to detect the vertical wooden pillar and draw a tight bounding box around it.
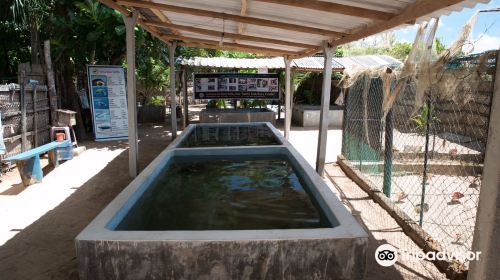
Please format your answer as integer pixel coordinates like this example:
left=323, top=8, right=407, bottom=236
left=284, top=57, right=292, bottom=139
left=316, top=41, right=335, bottom=176
left=290, top=70, right=295, bottom=113
left=167, top=42, right=177, bottom=138
left=20, top=71, right=27, bottom=152
left=33, top=85, right=38, bottom=147
left=182, top=66, right=189, bottom=128
left=123, top=11, right=139, bottom=178
left=44, top=40, right=58, bottom=126
left=468, top=49, right=500, bottom=280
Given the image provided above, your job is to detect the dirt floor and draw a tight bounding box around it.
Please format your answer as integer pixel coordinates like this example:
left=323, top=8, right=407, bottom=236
left=0, top=123, right=172, bottom=279
left=0, top=119, right=445, bottom=279
left=325, top=164, right=446, bottom=279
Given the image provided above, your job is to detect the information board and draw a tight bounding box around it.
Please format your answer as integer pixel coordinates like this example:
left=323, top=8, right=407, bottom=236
left=193, top=73, right=279, bottom=99
left=87, top=65, right=128, bottom=141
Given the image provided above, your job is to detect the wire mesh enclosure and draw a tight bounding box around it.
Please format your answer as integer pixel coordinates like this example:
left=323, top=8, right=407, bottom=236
left=342, top=50, right=498, bottom=269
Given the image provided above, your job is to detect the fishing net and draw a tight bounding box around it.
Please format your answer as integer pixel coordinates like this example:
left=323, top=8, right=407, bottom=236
left=341, top=10, right=498, bottom=273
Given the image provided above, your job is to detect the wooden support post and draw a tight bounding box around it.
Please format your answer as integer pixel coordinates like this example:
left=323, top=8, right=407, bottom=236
left=33, top=85, right=38, bottom=147
left=44, top=40, right=58, bottom=126
left=290, top=69, right=295, bottom=114
left=182, top=66, right=189, bottom=127
left=167, top=41, right=177, bottom=138
left=468, top=49, right=500, bottom=279
left=123, top=11, right=139, bottom=178
left=20, top=71, right=27, bottom=152
left=315, top=41, right=335, bottom=176
left=284, top=57, right=292, bottom=139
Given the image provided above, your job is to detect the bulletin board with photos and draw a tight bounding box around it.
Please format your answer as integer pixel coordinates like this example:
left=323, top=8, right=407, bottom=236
left=193, top=73, right=280, bottom=99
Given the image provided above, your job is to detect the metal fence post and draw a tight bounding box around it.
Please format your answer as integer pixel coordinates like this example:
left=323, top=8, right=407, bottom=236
left=419, top=89, right=432, bottom=226
left=383, top=108, right=393, bottom=197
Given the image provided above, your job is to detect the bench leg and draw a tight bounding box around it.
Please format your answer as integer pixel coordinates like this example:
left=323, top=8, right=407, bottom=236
left=49, top=149, right=59, bottom=167
left=16, top=155, right=43, bottom=187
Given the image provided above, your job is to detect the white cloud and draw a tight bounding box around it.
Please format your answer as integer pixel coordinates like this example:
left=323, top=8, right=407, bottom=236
left=397, top=25, right=419, bottom=35
left=471, top=33, right=500, bottom=53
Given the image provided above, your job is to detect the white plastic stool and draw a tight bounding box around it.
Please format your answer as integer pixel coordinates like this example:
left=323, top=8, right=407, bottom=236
left=50, top=126, right=77, bottom=147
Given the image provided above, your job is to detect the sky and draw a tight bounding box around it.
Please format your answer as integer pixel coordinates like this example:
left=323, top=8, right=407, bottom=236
left=393, top=0, right=500, bottom=53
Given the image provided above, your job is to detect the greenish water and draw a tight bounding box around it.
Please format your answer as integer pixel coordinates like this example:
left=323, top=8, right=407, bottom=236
left=179, top=125, right=280, bottom=147
left=116, top=155, right=331, bottom=230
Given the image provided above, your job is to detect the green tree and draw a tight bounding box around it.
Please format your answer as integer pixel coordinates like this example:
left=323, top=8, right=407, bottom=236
left=1, top=0, right=51, bottom=80
left=435, top=38, right=446, bottom=54
left=388, top=42, right=412, bottom=61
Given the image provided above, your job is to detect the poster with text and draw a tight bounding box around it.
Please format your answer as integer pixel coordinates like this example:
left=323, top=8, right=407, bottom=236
left=194, top=73, right=279, bottom=99
left=87, top=65, right=128, bottom=141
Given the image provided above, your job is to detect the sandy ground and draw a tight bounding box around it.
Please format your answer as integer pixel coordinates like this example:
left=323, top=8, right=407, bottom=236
left=0, top=123, right=172, bottom=279
left=367, top=172, right=479, bottom=258
left=0, top=117, right=443, bottom=279
left=325, top=164, right=446, bottom=280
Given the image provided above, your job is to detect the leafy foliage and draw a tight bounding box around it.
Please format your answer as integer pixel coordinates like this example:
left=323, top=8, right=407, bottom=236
left=49, top=0, right=126, bottom=67
left=207, top=99, right=226, bottom=109
left=435, top=38, right=446, bottom=54
left=0, top=21, right=31, bottom=82
left=389, top=42, right=412, bottom=61
left=412, top=103, right=439, bottom=135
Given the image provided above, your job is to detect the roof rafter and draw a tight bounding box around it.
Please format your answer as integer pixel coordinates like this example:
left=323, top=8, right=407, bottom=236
left=163, top=34, right=298, bottom=56
left=145, top=0, right=180, bottom=35
left=236, top=0, right=248, bottom=44
left=252, top=0, right=395, bottom=20
left=176, top=41, right=296, bottom=57
left=295, top=0, right=466, bottom=58
left=98, top=0, right=170, bottom=44
left=116, top=0, right=348, bottom=37
left=144, top=20, right=315, bottom=49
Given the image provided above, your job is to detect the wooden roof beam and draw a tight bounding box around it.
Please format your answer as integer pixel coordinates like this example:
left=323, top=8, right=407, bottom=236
left=99, top=0, right=130, bottom=16
left=294, top=0, right=466, bottom=58
left=163, top=34, right=298, bottom=56
left=236, top=0, right=248, bottom=44
left=98, top=0, right=171, bottom=44
left=176, top=41, right=295, bottom=57
left=117, top=0, right=347, bottom=37
left=145, top=0, right=180, bottom=35
left=144, top=20, right=315, bottom=49
left=252, top=0, right=395, bottom=20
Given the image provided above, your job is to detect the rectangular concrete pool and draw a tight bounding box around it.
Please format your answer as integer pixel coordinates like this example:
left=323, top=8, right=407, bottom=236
left=76, top=123, right=368, bottom=280
left=170, top=122, right=284, bottom=148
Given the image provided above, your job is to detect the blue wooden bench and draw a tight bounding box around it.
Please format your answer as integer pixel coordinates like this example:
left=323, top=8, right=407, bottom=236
left=3, top=140, right=71, bottom=186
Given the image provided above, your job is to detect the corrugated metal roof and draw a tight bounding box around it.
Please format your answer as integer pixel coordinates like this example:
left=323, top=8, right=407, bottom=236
left=178, top=56, right=286, bottom=69
left=106, top=0, right=490, bottom=57
left=335, top=55, right=402, bottom=72
left=293, top=56, right=344, bottom=70
left=177, top=55, right=401, bottom=72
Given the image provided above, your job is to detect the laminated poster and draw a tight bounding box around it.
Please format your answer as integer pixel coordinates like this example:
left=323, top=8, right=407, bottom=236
left=87, top=65, right=128, bottom=141
left=193, top=73, right=279, bottom=100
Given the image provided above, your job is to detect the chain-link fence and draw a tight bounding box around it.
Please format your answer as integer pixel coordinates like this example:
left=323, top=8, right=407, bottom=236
left=342, top=50, right=498, bottom=269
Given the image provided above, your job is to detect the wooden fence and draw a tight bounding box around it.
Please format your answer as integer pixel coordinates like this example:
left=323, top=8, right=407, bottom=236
left=0, top=84, right=55, bottom=158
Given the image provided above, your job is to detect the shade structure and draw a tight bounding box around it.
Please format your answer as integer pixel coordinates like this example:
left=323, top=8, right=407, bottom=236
left=99, top=0, right=489, bottom=57
left=108, top=0, right=490, bottom=179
